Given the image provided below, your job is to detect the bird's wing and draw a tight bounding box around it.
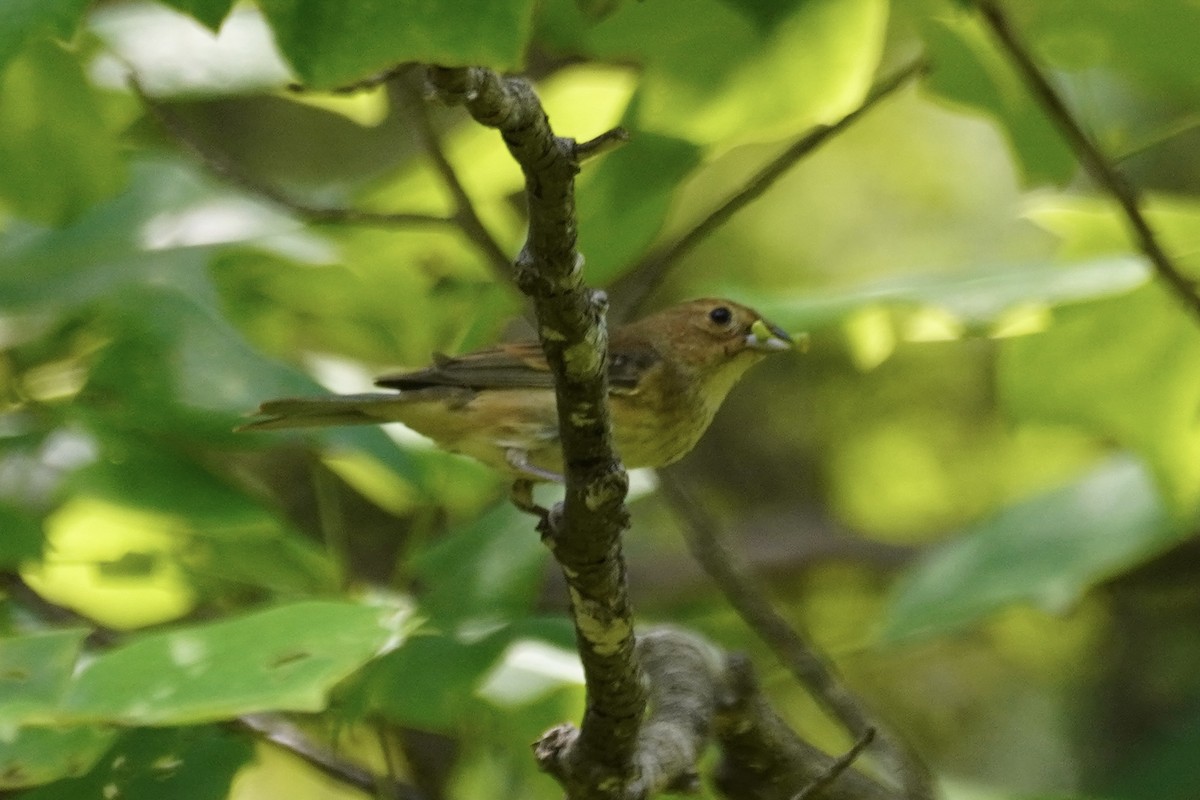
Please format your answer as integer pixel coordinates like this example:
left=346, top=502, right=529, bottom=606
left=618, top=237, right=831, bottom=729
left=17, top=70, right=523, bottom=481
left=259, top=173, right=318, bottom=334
left=376, top=339, right=659, bottom=391
left=376, top=343, right=555, bottom=391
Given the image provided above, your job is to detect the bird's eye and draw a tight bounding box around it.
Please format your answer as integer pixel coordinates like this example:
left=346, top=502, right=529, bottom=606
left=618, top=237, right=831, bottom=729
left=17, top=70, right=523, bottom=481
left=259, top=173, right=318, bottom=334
left=709, top=306, right=733, bottom=326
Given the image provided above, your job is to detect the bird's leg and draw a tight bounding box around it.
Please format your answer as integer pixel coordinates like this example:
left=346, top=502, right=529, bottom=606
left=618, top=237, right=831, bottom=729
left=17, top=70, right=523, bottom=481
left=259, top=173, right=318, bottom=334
left=505, top=450, right=565, bottom=531
left=505, top=448, right=563, bottom=483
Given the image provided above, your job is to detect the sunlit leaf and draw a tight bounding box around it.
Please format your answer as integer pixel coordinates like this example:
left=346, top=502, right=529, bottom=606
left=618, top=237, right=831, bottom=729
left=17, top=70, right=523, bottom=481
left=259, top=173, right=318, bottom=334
left=880, top=456, right=1184, bottom=642
left=60, top=599, right=414, bottom=724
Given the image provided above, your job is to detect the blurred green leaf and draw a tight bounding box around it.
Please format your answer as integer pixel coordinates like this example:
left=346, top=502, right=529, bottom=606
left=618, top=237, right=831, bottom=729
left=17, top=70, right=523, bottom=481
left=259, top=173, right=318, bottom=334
left=1020, top=0, right=1200, bottom=95
left=409, top=502, right=547, bottom=625
left=0, top=159, right=299, bottom=313
left=60, top=599, right=413, bottom=724
left=0, top=0, right=89, bottom=74
left=361, top=630, right=509, bottom=730
left=747, top=256, right=1149, bottom=333
left=157, top=0, right=238, bottom=31
left=0, top=503, right=44, bottom=566
left=999, top=285, right=1200, bottom=514
left=919, top=10, right=1075, bottom=183
left=0, top=39, right=126, bottom=224
left=18, top=726, right=251, bottom=800
left=539, top=0, right=886, bottom=148
left=0, top=725, right=115, bottom=790
left=577, top=132, right=701, bottom=285
left=0, top=629, right=88, bottom=726
left=880, top=456, right=1183, bottom=642
left=256, top=0, right=537, bottom=88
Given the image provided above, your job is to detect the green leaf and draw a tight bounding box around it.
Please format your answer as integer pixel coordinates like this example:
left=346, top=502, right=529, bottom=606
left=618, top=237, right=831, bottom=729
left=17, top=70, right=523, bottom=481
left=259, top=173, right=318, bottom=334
left=60, top=599, right=413, bottom=724
left=0, top=0, right=89, bottom=74
left=361, top=630, right=509, bottom=730
left=0, top=725, right=115, bottom=790
left=409, top=502, right=547, bottom=625
left=17, top=727, right=252, bottom=800
left=0, top=503, right=44, bottom=566
left=256, top=0, right=537, bottom=88
left=879, top=456, right=1184, bottom=642
left=745, top=256, right=1149, bottom=332
left=0, top=629, right=88, bottom=726
left=918, top=10, right=1075, bottom=183
left=540, top=0, right=887, bottom=148
left=1021, top=0, right=1200, bottom=96
left=577, top=132, right=701, bottom=285
left=999, top=285, right=1200, bottom=514
left=157, top=0, right=238, bottom=31
left=0, top=39, right=126, bottom=224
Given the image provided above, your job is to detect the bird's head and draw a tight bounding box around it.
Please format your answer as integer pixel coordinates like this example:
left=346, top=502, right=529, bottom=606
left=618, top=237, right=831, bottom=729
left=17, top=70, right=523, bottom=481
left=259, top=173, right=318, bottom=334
left=616, top=298, right=794, bottom=409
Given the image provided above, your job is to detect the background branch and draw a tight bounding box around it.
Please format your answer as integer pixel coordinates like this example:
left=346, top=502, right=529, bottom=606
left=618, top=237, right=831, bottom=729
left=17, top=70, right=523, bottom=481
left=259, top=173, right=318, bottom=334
left=975, top=0, right=1200, bottom=325
left=611, top=59, right=927, bottom=320
left=661, top=474, right=934, bottom=800
left=399, top=73, right=514, bottom=283
left=422, top=64, right=643, bottom=799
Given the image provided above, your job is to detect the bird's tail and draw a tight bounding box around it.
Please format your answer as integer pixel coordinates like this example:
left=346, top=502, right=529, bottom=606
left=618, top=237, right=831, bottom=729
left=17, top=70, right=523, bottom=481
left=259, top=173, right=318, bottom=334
left=236, top=393, right=411, bottom=431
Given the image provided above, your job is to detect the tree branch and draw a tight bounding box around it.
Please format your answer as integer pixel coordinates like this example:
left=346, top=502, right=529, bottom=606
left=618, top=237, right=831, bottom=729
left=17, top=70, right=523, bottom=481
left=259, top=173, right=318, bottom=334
left=611, top=58, right=928, bottom=320
left=423, top=65, right=642, bottom=799
left=661, top=474, right=934, bottom=800
left=237, top=714, right=424, bottom=800
left=131, top=76, right=452, bottom=229
left=714, top=656, right=896, bottom=800
left=399, top=74, right=515, bottom=284
left=975, top=0, right=1200, bottom=325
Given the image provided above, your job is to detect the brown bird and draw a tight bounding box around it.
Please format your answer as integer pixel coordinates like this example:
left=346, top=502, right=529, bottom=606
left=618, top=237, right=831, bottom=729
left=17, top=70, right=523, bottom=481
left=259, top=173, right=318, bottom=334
left=240, top=299, right=793, bottom=491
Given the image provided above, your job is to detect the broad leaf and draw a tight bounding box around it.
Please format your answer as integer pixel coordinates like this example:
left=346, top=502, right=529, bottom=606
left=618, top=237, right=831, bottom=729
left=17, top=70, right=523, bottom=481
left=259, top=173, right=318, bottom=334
left=880, top=456, right=1184, bottom=642
left=60, top=599, right=413, bottom=724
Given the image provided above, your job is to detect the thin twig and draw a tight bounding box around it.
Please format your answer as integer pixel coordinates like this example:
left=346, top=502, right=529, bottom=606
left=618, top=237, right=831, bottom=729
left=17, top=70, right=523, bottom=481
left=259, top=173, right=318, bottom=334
left=614, top=58, right=928, bottom=319
left=130, top=75, right=451, bottom=229
left=398, top=76, right=514, bottom=283
left=976, top=0, right=1200, bottom=325
left=792, top=728, right=877, bottom=800
left=661, top=473, right=934, bottom=800
left=576, top=127, right=631, bottom=162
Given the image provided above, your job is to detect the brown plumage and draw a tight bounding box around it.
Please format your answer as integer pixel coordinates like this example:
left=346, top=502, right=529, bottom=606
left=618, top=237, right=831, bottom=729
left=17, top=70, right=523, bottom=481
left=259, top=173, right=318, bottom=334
left=239, top=299, right=792, bottom=481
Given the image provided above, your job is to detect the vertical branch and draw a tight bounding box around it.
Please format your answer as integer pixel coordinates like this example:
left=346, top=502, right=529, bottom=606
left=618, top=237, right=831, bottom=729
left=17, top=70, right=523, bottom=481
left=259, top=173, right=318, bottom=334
left=422, top=66, right=643, bottom=797
left=975, top=0, right=1200, bottom=325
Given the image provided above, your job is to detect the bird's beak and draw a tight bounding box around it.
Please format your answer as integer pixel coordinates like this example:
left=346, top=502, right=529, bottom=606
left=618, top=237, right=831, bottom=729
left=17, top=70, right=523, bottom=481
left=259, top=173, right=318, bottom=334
left=747, top=318, right=794, bottom=352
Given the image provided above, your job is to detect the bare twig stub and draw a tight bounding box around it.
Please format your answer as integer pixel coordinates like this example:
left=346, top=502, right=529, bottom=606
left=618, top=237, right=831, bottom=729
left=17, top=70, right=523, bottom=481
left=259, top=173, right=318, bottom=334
left=611, top=59, right=928, bottom=320
left=422, top=65, right=644, bottom=798
left=662, top=474, right=933, bottom=800
left=976, top=0, right=1200, bottom=324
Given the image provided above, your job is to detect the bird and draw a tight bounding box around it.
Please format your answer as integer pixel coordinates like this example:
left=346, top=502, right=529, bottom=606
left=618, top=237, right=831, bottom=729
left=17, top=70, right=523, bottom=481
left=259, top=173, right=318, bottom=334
left=239, top=299, right=793, bottom=503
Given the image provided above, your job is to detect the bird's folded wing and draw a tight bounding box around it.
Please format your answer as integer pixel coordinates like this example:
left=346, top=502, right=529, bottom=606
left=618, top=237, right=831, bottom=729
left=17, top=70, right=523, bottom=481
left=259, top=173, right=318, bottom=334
left=376, top=340, right=658, bottom=391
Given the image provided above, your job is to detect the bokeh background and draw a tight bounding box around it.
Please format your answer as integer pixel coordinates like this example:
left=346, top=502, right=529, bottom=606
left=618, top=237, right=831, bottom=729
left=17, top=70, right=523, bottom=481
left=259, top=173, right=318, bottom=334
left=2, top=1, right=1199, bottom=798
